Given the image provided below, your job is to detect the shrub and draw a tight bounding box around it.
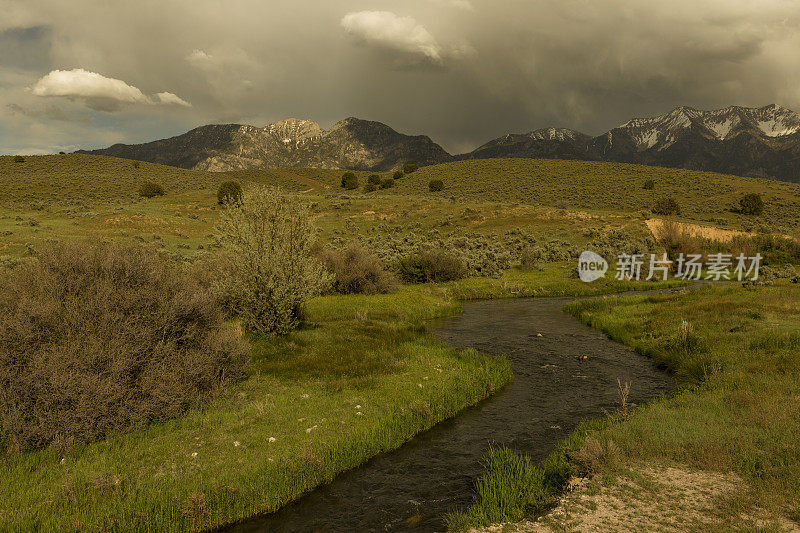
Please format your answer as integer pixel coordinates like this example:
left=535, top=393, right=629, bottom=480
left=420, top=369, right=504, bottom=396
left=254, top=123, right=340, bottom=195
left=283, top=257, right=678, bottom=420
left=652, top=196, right=680, bottom=215
left=341, top=172, right=358, bottom=190
left=13, top=155, right=24, bottom=163
left=368, top=174, right=382, bottom=185
left=642, top=179, right=655, bottom=190
left=429, top=179, right=444, bottom=192
left=655, top=219, right=699, bottom=260
left=138, top=181, right=165, bottom=198
left=0, top=241, right=248, bottom=452
left=214, top=187, right=331, bottom=334
left=320, top=243, right=398, bottom=295
left=217, top=180, right=243, bottom=205
left=380, top=178, right=394, bottom=189
left=397, top=250, right=467, bottom=283
left=739, top=193, right=764, bottom=216
left=403, top=163, right=419, bottom=174
left=393, top=170, right=404, bottom=180
left=364, top=182, right=378, bottom=192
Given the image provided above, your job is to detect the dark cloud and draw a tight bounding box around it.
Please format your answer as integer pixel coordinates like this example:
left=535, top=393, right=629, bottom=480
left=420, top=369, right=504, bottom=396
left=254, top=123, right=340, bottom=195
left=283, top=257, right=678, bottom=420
left=7, top=103, right=92, bottom=123
left=1, top=0, right=800, bottom=154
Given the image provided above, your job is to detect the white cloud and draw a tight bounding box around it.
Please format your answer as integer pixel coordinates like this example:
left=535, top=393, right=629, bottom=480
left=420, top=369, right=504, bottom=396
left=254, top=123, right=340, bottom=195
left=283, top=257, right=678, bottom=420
left=155, top=91, right=191, bottom=107
left=30, top=68, right=148, bottom=103
left=29, top=68, right=190, bottom=110
left=341, top=11, right=444, bottom=67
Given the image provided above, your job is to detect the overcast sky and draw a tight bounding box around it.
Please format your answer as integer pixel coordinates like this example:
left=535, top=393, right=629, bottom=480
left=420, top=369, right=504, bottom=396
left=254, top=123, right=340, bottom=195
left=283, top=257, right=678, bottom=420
left=2, top=0, right=800, bottom=155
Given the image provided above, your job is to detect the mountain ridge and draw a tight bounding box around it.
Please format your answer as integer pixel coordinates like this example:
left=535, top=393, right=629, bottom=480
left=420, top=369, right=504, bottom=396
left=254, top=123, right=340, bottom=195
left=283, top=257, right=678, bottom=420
left=78, top=104, right=800, bottom=182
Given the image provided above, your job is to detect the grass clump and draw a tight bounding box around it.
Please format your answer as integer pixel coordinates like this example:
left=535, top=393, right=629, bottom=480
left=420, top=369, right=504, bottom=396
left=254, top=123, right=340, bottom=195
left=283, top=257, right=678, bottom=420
left=0, top=241, right=248, bottom=452
left=320, top=242, right=398, bottom=295
left=214, top=187, right=331, bottom=335
left=217, top=180, right=243, bottom=205
left=138, top=181, right=165, bottom=198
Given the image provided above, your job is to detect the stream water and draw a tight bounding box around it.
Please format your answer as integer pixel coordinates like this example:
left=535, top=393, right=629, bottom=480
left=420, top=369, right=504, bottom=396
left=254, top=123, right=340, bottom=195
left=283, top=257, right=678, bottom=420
left=229, top=296, right=673, bottom=533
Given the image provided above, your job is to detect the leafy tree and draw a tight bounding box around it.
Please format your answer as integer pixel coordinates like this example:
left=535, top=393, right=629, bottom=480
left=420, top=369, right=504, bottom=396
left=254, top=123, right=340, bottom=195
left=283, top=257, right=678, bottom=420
left=368, top=174, right=382, bottom=185
left=217, top=180, right=243, bottom=205
left=739, top=193, right=764, bottom=216
left=429, top=179, right=444, bottom=192
left=652, top=196, right=680, bottom=215
left=341, top=172, right=359, bottom=190
left=138, top=181, right=165, bottom=198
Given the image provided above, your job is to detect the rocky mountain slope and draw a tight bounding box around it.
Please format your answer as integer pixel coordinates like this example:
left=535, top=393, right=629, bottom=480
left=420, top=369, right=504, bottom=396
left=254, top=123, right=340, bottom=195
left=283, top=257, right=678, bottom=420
left=79, top=118, right=452, bottom=172
left=466, top=104, right=800, bottom=182
left=78, top=105, right=800, bottom=181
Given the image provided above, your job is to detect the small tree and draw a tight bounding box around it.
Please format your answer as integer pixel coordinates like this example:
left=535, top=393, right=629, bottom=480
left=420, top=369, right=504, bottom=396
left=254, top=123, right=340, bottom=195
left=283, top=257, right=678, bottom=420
left=429, top=179, right=444, bottom=192
left=393, top=170, right=404, bottom=180
left=404, top=163, right=419, bottom=174
left=217, top=180, right=243, bottom=205
left=138, top=181, right=165, bottom=198
left=368, top=174, right=382, bottom=185
left=215, top=187, right=331, bottom=334
left=739, top=193, right=764, bottom=216
left=341, top=172, right=359, bottom=190
left=652, top=196, right=680, bottom=216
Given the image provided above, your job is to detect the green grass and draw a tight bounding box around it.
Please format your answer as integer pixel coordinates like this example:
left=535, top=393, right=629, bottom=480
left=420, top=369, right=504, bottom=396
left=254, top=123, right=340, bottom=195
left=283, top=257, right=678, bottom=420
left=0, top=288, right=511, bottom=532
left=452, top=282, right=800, bottom=530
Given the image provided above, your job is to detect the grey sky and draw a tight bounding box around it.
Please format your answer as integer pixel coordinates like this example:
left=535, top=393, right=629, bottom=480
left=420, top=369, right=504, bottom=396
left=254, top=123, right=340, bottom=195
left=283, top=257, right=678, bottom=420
left=2, top=0, right=799, bottom=155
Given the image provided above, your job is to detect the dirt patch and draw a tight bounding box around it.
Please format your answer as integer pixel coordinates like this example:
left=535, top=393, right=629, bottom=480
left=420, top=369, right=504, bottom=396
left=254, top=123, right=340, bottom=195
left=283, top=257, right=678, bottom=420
left=472, top=464, right=799, bottom=533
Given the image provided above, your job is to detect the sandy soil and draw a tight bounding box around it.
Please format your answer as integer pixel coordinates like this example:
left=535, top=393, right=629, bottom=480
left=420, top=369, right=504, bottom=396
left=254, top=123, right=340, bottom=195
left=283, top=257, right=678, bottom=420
left=472, top=464, right=800, bottom=533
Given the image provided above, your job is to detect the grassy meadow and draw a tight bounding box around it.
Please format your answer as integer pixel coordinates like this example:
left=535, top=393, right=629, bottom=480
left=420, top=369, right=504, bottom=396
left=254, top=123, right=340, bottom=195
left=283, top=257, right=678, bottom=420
left=2, top=153, right=800, bottom=530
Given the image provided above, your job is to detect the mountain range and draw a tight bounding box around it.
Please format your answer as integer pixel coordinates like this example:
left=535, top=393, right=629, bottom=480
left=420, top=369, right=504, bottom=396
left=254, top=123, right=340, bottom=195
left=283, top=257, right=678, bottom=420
left=78, top=104, right=800, bottom=182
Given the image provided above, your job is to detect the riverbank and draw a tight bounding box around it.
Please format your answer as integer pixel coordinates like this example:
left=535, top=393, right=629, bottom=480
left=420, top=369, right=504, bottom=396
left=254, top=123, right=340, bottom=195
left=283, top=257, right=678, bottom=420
left=0, top=266, right=682, bottom=531
left=454, top=281, right=800, bottom=531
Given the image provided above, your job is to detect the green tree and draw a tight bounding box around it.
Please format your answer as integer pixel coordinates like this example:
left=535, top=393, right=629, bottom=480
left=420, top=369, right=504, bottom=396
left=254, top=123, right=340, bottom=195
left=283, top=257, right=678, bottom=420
left=217, top=180, right=243, bottom=205
left=652, top=196, right=680, bottom=216
left=341, top=172, right=359, bottom=190
left=739, top=193, right=764, bottom=216
left=138, top=181, right=165, bottom=198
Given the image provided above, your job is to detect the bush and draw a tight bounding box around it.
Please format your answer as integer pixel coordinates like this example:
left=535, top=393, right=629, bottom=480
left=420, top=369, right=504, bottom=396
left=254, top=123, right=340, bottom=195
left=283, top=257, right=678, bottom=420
left=403, top=163, right=419, bottom=174
left=380, top=178, right=394, bottom=189
left=642, top=179, right=655, bottom=190
left=368, top=174, right=382, bottom=185
left=393, top=171, right=404, bottom=180
left=364, top=182, right=378, bottom=192
left=13, top=155, right=25, bottom=163
left=429, top=179, right=444, bottom=192
left=655, top=219, right=699, bottom=260
left=341, top=172, right=359, bottom=190
left=138, top=181, right=165, bottom=198
left=217, top=180, right=243, bottom=205
left=739, top=193, right=764, bottom=216
left=0, top=242, right=248, bottom=452
left=320, top=243, right=398, bottom=295
left=397, top=250, right=467, bottom=283
left=214, top=187, right=331, bottom=334
left=652, top=196, right=680, bottom=215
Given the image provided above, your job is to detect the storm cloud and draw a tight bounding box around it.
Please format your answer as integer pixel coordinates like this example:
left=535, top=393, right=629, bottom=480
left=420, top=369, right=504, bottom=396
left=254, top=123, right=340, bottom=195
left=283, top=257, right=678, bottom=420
left=2, top=0, right=800, bottom=155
